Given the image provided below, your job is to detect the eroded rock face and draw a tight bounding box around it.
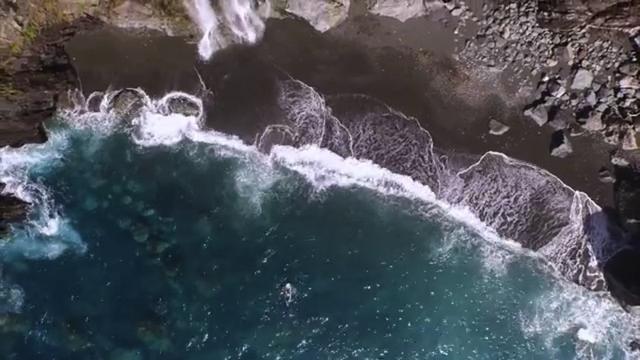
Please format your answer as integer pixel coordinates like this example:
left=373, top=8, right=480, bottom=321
left=604, top=249, right=640, bottom=306
left=537, top=0, right=640, bottom=30
left=108, top=0, right=194, bottom=36
left=615, top=163, right=640, bottom=237
left=0, top=192, right=28, bottom=236
left=273, top=0, right=350, bottom=32
left=0, top=17, right=102, bottom=230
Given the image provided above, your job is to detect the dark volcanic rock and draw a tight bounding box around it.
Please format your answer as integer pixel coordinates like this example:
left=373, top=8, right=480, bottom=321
left=615, top=164, right=640, bottom=237
left=549, top=130, right=573, bottom=158
left=109, top=88, right=149, bottom=123
left=604, top=249, right=640, bottom=306
left=0, top=16, right=102, bottom=147
left=0, top=193, right=28, bottom=236
left=0, top=16, right=102, bottom=235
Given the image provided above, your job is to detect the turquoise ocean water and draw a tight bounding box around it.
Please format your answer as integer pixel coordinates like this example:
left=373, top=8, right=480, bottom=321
left=0, top=93, right=636, bottom=360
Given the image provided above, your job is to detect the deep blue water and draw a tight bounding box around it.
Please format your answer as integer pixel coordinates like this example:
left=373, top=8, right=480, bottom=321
left=0, top=122, right=633, bottom=359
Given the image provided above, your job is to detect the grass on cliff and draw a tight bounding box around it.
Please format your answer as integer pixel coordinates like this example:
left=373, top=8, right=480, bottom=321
left=10, top=0, right=67, bottom=55
left=106, top=0, right=188, bottom=18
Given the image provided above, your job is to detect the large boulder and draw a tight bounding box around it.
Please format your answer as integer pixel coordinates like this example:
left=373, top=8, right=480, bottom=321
left=0, top=192, right=28, bottom=236
left=549, top=130, right=573, bottom=158
left=273, top=0, right=350, bottom=32
left=366, top=0, right=445, bottom=22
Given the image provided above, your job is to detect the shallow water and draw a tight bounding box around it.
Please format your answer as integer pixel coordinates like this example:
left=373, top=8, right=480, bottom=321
left=0, top=114, right=636, bottom=359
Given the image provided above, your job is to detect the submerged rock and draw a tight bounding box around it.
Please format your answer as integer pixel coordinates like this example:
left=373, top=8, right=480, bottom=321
left=132, top=224, right=150, bottom=243
left=109, top=348, right=143, bottom=360
left=0, top=282, right=23, bottom=314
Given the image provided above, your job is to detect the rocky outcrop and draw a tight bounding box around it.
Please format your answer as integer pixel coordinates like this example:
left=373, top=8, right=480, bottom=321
left=0, top=16, right=102, bottom=233
left=366, top=0, right=446, bottom=22
left=105, top=0, right=194, bottom=36
left=0, top=0, right=198, bottom=233
left=1, top=0, right=194, bottom=58
left=0, top=187, right=28, bottom=235
left=537, top=0, right=640, bottom=31
left=1, top=17, right=101, bottom=146
left=272, top=0, right=350, bottom=32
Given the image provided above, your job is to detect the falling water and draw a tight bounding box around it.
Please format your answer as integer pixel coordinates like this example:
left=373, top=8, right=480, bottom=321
left=184, top=0, right=267, bottom=60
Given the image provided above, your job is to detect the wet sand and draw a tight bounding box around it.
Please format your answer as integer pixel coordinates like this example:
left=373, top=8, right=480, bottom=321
left=66, top=16, right=615, bottom=207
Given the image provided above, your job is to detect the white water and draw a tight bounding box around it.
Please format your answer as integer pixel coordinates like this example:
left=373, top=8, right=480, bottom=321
left=1, top=87, right=639, bottom=358
left=0, top=130, right=85, bottom=260
left=185, top=0, right=267, bottom=60
left=121, top=92, right=640, bottom=359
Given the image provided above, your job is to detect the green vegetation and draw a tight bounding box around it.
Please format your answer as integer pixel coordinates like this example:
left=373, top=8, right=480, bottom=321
left=0, top=83, right=23, bottom=98
left=8, top=0, right=67, bottom=56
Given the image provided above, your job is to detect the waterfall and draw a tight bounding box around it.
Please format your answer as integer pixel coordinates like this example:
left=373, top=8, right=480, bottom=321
left=185, top=0, right=267, bottom=60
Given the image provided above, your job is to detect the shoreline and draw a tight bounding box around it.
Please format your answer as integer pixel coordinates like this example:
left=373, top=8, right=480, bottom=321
left=1, top=2, right=640, bottom=304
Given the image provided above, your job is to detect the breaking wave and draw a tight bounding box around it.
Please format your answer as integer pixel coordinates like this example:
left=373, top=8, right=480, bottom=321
left=51, top=81, right=628, bottom=291
left=0, top=130, right=85, bottom=261
left=2, top=81, right=639, bottom=357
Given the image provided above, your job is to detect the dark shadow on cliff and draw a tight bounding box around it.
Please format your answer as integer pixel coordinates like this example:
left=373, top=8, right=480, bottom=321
left=600, top=164, right=640, bottom=308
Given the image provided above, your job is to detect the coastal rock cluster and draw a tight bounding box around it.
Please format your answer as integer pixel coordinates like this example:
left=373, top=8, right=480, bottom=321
left=446, top=0, right=640, bottom=159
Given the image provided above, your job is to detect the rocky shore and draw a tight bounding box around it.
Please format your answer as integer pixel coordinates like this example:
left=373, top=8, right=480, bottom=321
left=3, top=0, right=640, bottom=305
left=0, top=14, right=100, bottom=233
left=0, top=0, right=195, bottom=233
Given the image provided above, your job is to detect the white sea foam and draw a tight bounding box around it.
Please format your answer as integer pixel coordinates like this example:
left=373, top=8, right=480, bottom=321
left=522, top=281, right=640, bottom=359
left=133, top=112, right=201, bottom=146
left=0, top=129, right=86, bottom=260
left=49, top=87, right=640, bottom=358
